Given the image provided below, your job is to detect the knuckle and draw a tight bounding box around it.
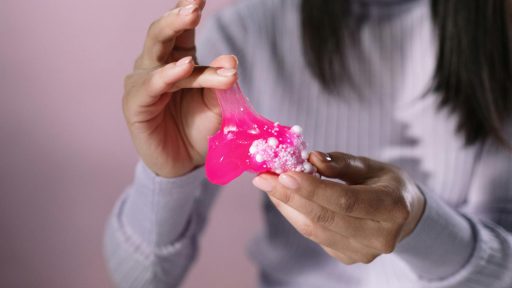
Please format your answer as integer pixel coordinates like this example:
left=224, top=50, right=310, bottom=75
left=314, top=208, right=336, bottom=226
left=302, top=184, right=316, bottom=200
left=378, top=184, right=410, bottom=222
left=281, top=189, right=294, bottom=204
left=147, top=19, right=160, bottom=37
left=124, top=73, right=136, bottom=91
left=133, top=55, right=144, bottom=70
left=336, top=195, right=357, bottom=214
left=396, top=205, right=411, bottom=222
left=143, top=73, right=156, bottom=90
left=390, top=198, right=410, bottom=222
left=337, top=155, right=352, bottom=169
left=378, top=183, right=396, bottom=195
left=339, top=257, right=356, bottom=265
left=359, top=254, right=378, bottom=264
left=148, top=69, right=167, bottom=87
left=375, top=236, right=397, bottom=254
left=124, top=73, right=137, bottom=87
left=188, top=13, right=202, bottom=26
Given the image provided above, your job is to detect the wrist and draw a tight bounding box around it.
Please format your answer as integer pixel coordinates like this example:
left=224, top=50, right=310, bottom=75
left=394, top=186, right=475, bottom=280
left=147, top=161, right=197, bottom=179
left=401, top=183, right=426, bottom=240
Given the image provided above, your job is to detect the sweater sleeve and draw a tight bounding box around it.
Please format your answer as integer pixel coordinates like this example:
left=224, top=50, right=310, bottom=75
left=395, top=122, right=512, bottom=287
left=103, top=161, right=220, bottom=288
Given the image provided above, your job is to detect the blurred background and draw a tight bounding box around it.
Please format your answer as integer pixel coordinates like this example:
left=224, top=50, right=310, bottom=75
left=0, top=0, right=263, bottom=287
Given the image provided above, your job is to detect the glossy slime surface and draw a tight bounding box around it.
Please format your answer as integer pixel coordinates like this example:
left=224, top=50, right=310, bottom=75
left=205, top=83, right=313, bottom=185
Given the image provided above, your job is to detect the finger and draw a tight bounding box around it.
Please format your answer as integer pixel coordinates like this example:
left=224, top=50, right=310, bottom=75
left=172, top=0, right=206, bottom=60
left=136, top=0, right=204, bottom=70
left=208, top=54, right=239, bottom=69
left=257, top=173, right=395, bottom=251
left=268, top=196, right=380, bottom=263
left=198, top=55, right=239, bottom=112
left=309, top=151, right=382, bottom=184
left=123, top=56, right=194, bottom=126
left=256, top=172, right=392, bottom=220
left=262, top=179, right=384, bottom=242
left=142, top=57, right=196, bottom=100
left=172, top=54, right=238, bottom=91
left=171, top=67, right=238, bottom=92
left=124, top=56, right=195, bottom=122
left=124, top=57, right=194, bottom=112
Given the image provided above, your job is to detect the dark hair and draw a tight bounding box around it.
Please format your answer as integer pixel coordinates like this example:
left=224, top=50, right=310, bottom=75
left=301, top=0, right=512, bottom=146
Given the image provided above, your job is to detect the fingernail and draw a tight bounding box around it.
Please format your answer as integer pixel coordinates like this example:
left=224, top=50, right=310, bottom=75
left=279, top=174, right=299, bottom=190
left=253, top=176, right=273, bottom=192
left=312, top=151, right=332, bottom=163
left=177, top=56, right=193, bottom=66
left=217, top=68, right=237, bottom=76
left=231, top=55, right=239, bottom=66
left=179, top=4, right=197, bottom=15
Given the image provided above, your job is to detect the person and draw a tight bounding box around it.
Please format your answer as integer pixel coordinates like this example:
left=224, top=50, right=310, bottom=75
left=104, top=0, right=512, bottom=287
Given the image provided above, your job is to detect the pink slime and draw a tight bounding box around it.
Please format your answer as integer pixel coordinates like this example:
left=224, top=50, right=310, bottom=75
left=206, top=82, right=311, bottom=185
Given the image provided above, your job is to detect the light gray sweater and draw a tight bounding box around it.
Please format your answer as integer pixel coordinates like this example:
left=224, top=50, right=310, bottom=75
left=104, top=0, right=512, bottom=287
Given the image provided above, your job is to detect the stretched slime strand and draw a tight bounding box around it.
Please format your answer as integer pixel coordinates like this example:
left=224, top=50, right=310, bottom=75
left=205, top=82, right=313, bottom=185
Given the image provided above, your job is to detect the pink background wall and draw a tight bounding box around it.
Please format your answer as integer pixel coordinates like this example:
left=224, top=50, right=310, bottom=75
left=0, top=0, right=262, bottom=287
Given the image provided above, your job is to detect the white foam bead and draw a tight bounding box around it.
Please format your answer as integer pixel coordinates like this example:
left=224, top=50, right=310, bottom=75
left=303, top=162, right=314, bottom=173
left=301, top=150, right=310, bottom=160
left=267, top=137, right=278, bottom=147
left=291, top=125, right=303, bottom=134
left=249, top=145, right=257, bottom=154
left=255, top=154, right=264, bottom=162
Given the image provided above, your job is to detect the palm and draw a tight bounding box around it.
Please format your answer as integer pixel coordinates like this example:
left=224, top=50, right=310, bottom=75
left=124, top=0, right=236, bottom=178
left=132, top=88, right=221, bottom=177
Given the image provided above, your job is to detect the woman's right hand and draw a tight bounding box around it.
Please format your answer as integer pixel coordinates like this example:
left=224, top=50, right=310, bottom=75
left=123, top=0, right=238, bottom=178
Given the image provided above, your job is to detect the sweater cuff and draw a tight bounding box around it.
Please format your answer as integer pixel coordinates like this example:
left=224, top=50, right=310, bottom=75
left=122, top=161, right=205, bottom=248
left=394, top=186, right=475, bottom=280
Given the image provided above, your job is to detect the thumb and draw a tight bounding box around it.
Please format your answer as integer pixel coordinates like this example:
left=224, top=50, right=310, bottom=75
left=309, top=151, right=380, bottom=184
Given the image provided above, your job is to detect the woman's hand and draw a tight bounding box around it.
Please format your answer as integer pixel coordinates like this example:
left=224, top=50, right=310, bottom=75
left=252, top=151, right=426, bottom=264
left=123, top=0, right=238, bottom=178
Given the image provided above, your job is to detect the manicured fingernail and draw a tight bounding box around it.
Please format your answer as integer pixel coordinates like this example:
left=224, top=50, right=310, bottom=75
left=179, top=4, right=197, bottom=15
left=177, top=56, right=193, bottom=66
left=279, top=174, right=299, bottom=189
left=217, top=68, right=236, bottom=76
left=253, top=176, right=273, bottom=192
left=312, top=151, right=332, bottom=163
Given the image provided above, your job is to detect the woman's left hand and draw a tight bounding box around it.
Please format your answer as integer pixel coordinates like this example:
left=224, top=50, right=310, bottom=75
left=252, top=151, right=426, bottom=265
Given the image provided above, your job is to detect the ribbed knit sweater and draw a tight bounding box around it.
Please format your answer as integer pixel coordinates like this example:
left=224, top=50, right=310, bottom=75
left=104, top=0, right=512, bottom=287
